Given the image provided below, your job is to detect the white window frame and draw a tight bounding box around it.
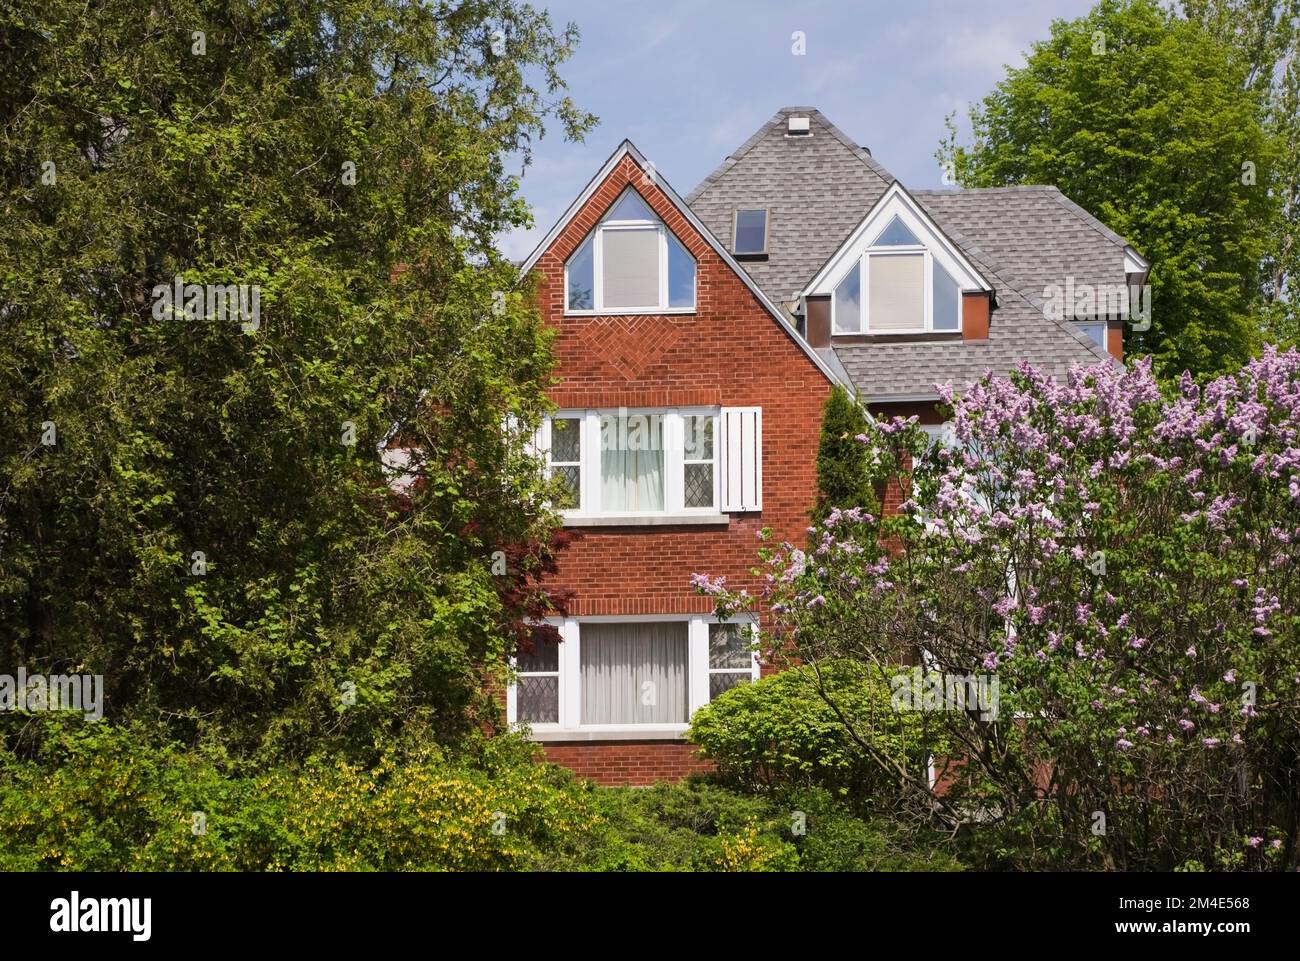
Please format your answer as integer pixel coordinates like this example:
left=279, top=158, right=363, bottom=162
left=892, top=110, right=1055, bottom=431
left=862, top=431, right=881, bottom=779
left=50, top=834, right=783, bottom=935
left=543, top=414, right=584, bottom=511
left=806, top=184, right=987, bottom=337
left=832, top=244, right=959, bottom=335
left=545, top=407, right=722, bottom=520
left=508, top=614, right=759, bottom=738
left=564, top=188, right=696, bottom=316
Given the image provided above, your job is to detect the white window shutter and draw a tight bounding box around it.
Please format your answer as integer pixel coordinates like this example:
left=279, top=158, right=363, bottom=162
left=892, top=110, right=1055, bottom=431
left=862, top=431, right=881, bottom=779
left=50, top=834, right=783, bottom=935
left=719, top=407, right=762, bottom=512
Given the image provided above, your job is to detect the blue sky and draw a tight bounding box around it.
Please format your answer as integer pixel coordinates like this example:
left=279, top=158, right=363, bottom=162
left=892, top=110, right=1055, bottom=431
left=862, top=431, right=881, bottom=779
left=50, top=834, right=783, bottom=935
left=500, top=0, right=1098, bottom=261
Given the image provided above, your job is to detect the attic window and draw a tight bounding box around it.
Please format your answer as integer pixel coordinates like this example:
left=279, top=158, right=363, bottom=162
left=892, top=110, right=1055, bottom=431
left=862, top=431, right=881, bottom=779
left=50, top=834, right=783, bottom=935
left=873, top=215, right=921, bottom=246
left=565, top=188, right=696, bottom=313
left=733, top=209, right=768, bottom=256
left=832, top=211, right=964, bottom=334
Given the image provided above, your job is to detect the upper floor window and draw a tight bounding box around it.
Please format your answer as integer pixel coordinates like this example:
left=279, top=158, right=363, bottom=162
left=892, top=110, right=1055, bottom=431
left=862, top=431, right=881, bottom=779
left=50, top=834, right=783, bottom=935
left=832, top=214, right=963, bottom=335
left=544, top=408, right=717, bottom=516
left=565, top=188, right=696, bottom=314
left=540, top=406, right=762, bottom=519
left=732, top=209, right=768, bottom=255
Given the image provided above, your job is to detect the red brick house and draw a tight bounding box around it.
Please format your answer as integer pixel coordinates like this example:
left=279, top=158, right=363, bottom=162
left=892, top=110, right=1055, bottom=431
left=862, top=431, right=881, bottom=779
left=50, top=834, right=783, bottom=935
left=514, top=107, right=1148, bottom=785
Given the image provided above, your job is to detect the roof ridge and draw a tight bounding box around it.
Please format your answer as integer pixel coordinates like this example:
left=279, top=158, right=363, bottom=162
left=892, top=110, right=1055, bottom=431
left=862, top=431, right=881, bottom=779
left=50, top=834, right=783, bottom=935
left=685, top=107, right=894, bottom=204
left=914, top=184, right=1140, bottom=255
left=1045, top=187, right=1140, bottom=254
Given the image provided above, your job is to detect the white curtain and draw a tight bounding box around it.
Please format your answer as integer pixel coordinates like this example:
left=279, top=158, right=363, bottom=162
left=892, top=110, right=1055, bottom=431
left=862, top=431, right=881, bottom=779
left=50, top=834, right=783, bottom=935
left=581, top=622, right=688, bottom=724
left=600, top=414, right=664, bottom=511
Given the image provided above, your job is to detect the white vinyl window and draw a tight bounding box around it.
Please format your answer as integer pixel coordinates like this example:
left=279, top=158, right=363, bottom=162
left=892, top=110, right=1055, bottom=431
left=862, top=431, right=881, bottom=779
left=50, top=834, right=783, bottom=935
left=565, top=188, right=696, bottom=314
left=542, top=407, right=760, bottom=519
left=546, top=415, right=583, bottom=509
left=708, top=622, right=756, bottom=698
left=514, top=633, right=560, bottom=724
left=832, top=214, right=964, bottom=334
left=509, top=616, right=759, bottom=734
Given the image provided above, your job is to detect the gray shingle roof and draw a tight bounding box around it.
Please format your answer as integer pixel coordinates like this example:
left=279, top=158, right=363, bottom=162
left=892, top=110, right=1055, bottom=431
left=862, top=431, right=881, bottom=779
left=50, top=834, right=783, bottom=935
left=913, top=186, right=1138, bottom=320
left=687, top=107, right=896, bottom=310
left=685, top=108, right=1142, bottom=400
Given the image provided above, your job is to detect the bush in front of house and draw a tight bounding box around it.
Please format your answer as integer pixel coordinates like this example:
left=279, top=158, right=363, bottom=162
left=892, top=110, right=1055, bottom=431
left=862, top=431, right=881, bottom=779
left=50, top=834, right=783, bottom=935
left=0, top=717, right=961, bottom=872
left=696, top=350, right=1300, bottom=871
left=687, top=661, right=940, bottom=812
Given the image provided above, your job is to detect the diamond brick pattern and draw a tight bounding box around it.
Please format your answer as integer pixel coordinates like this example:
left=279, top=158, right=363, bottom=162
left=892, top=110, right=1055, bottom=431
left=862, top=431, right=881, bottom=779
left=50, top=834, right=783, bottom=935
left=577, top=315, right=683, bottom=380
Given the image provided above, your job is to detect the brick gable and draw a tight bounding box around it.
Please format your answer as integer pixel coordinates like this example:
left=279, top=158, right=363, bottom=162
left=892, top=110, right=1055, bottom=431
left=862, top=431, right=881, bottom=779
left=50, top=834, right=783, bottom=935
left=522, top=148, right=835, bottom=782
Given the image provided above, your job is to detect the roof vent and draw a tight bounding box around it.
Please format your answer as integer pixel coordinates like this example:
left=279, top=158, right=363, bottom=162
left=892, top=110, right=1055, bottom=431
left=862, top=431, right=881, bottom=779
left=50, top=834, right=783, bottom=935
left=786, top=115, right=811, bottom=136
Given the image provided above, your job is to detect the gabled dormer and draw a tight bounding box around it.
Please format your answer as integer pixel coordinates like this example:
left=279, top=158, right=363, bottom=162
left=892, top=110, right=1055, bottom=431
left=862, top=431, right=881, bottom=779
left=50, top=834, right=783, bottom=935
left=798, top=184, right=992, bottom=344
left=562, top=186, right=697, bottom=315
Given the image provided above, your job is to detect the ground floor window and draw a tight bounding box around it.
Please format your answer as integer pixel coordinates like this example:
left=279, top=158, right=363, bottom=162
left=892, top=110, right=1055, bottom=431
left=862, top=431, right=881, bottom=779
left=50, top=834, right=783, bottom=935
left=508, top=615, right=758, bottom=735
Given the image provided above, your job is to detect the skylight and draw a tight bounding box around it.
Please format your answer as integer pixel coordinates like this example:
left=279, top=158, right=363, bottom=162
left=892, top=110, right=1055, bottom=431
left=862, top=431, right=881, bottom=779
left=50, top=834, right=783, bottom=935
left=733, top=209, right=768, bottom=255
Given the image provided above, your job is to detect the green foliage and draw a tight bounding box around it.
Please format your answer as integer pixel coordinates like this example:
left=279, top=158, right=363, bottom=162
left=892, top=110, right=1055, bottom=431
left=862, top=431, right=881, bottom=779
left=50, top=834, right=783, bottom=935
left=1182, top=0, right=1300, bottom=349
left=0, top=721, right=599, bottom=871
left=0, top=720, right=961, bottom=872
left=0, top=1, right=595, bottom=765
left=939, top=0, right=1281, bottom=378
left=687, top=661, right=938, bottom=810
left=814, top=385, right=876, bottom=524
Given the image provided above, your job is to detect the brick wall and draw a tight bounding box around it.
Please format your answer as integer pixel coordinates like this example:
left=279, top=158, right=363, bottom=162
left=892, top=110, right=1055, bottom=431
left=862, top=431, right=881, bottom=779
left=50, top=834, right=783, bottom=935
left=528, top=152, right=833, bottom=784
left=541, top=741, right=715, bottom=786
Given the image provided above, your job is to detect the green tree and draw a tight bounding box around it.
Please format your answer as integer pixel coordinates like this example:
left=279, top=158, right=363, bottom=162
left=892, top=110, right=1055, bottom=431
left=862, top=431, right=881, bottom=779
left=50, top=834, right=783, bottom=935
left=1182, top=0, right=1300, bottom=347
left=0, top=1, right=594, bottom=766
left=939, top=0, right=1280, bottom=379
left=813, top=385, right=875, bottom=524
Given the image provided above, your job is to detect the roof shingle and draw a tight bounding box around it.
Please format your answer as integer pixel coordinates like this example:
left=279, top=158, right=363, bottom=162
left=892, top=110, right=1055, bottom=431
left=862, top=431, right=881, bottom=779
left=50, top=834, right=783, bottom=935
left=686, top=107, right=1142, bottom=399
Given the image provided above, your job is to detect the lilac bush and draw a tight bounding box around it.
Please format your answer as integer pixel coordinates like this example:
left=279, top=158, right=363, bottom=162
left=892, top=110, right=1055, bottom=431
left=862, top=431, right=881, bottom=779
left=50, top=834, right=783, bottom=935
left=698, top=349, right=1300, bottom=870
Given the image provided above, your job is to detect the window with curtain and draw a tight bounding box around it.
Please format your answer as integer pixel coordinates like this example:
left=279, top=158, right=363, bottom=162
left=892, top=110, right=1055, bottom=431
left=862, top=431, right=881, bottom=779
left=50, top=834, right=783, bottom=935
left=546, top=409, right=724, bottom=516
left=828, top=207, right=968, bottom=335
left=868, top=253, right=925, bottom=330
left=580, top=622, right=689, bottom=724
left=600, top=412, right=665, bottom=511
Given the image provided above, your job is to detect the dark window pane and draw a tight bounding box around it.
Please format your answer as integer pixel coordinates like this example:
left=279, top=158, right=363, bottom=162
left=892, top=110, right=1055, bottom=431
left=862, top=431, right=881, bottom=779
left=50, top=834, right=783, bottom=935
left=668, top=232, right=695, bottom=308
left=554, top=465, right=580, bottom=508
left=684, top=463, right=713, bottom=508
left=734, top=209, right=767, bottom=254
left=834, top=261, right=861, bottom=332
left=933, top=260, right=960, bottom=331
left=709, top=623, right=752, bottom=669
left=566, top=238, right=593, bottom=310
left=607, top=190, right=657, bottom=221
left=518, top=675, right=559, bottom=723
left=517, top=639, right=559, bottom=673
left=551, top=417, right=581, bottom=462
left=709, top=672, right=752, bottom=699
left=1076, top=322, right=1106, bottom=348
left=873, top=215, right=921, bottom=246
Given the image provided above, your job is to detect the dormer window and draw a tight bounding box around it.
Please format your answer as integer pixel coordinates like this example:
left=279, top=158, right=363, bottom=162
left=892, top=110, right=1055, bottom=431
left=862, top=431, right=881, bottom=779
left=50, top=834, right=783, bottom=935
left=565, top=188, right=696, bottom=314
left=831, top=214, right=964, bottom=334
left=733, top=209, right=768, bottom=255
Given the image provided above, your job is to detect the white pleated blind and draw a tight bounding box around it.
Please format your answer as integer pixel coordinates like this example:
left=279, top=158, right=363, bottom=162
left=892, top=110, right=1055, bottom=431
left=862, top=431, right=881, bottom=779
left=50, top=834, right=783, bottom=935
left=601, top=228, right=659, bottom=308
left=869, top=253, right=925, bottom=330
